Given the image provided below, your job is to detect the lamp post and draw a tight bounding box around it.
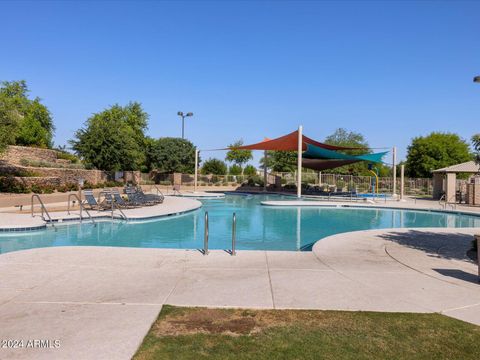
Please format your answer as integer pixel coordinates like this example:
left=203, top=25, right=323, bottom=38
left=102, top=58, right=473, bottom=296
left=177, top=111, right=193, bottom=139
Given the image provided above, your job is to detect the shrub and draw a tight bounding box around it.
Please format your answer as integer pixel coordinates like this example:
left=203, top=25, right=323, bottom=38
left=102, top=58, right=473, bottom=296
left=247, top=175, right=264, bottom=187
left=243, top=165, right=257, bottom=176
left=0, top=176, right=29, bottom=193
left=229, top=164, right=242, bottom=175
left=20, top=158, right=84, bottom=169
left=56, top=150, right=80, bottom=163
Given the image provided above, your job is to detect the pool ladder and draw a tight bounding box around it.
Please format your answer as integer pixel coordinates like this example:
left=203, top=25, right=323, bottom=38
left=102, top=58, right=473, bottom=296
left=67, top=193, right=96, bottom=226
left=203, top=211, right=236, bottom=256
left=31, top=194, right=55, bottom=229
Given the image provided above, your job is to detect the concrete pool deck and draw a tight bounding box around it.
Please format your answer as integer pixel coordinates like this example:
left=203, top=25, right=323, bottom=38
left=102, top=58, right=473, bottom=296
left=0, top=196, right=202, bottom=231
left=0, top=227, right=478, bottom=359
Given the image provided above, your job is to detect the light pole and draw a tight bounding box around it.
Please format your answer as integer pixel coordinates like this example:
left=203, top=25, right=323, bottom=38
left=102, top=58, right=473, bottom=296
left=177, top=111, right=193, bottom=139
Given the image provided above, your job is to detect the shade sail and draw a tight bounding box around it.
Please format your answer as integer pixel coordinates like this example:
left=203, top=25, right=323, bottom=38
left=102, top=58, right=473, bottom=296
left=303, top=144, right=387, bottom=163
left=302, top=159, right=361, bottom=171
left=233, top=130, right=366, bottom=152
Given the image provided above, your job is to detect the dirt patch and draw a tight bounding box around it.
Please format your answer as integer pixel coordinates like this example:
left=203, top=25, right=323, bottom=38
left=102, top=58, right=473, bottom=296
left=152, top=307, right=358, bottom=337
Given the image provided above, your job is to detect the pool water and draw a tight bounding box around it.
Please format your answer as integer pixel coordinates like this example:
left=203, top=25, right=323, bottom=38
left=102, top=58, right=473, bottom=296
left=0, top=194, right=479, bottom=254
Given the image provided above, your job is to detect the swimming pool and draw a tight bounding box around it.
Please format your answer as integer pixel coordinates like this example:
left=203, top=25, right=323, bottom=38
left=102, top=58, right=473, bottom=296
left=0, top=194, right=479, bottom=254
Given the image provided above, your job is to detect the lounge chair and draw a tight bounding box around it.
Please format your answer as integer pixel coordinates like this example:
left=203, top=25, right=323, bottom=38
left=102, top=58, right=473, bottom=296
left=137, top=187, right=164, bottom=204
left=125, top=187, right=156, bottom=206
left=83, top=189, right=110, bottom=210
left=111, top=189, right=138, bottom=208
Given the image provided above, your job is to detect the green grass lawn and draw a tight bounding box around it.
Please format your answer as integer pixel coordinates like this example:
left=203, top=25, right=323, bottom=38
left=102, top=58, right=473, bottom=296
left=134, top=306, right=480, bottom=360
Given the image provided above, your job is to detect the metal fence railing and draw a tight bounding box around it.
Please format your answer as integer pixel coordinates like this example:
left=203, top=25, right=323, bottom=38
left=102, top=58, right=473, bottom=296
left=139, top=171, right=434, bottom=196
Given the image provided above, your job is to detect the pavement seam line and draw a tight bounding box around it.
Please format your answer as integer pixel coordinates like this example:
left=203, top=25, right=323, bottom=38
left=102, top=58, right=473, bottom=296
left=441, top=302, right=480, bottom=313
left=163, top=251, right=188, bottom=305
left=384, top=245, right=476, bottom=289
left=264, top=252, right=276, bottom=309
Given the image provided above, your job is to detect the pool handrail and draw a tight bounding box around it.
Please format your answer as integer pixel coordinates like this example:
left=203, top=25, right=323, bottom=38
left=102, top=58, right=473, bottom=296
left=67, top=193, right=96, bottom=225
left=203, top=211, right=209, bottom=255
left=31, top=194, right=55, bottom=229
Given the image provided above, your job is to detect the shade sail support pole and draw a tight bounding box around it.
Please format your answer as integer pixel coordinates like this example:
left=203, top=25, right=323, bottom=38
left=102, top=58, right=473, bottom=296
left=297, top=125, right=303, bottom=198
left=392, top=146, right=397, bottom=198
left=194, top=149, right=199, bottom=193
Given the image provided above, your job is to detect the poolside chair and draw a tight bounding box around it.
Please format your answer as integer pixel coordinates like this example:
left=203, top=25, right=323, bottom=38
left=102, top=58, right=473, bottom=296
left=83, top=190, right=110, bottom=211
left=111, top=189, right=138, bottom=208
left=136, top=187, right=164, bottom=204
left=124, top=187, right=156, bottom=206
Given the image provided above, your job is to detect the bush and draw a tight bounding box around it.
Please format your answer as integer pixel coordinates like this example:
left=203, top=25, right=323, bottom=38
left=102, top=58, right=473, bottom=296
left=0, top=176, right=30, bottom=193
left=56, top=150, right=80, bottom=163
left=56, top=183, right=79, bottom=193
left=30, top=184, right=55, bottom=194
left=20, top=158, right=85, bottom=169
left=243, top=165, right=257, bottom=176
left=229, top=164, right=242, bottom=175
left=246, top=175, right=264, bottom=187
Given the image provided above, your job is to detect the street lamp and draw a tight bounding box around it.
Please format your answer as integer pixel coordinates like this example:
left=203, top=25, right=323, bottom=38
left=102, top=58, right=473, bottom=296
left=474, top=76, right=480, bottom=83
left=177, top=111, right=193, bottom=139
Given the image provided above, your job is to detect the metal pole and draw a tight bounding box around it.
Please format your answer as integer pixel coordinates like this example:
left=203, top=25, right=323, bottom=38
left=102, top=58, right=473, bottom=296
left=203, top=211, right=209, bottom=255
left=194, top=149, right=199, bottom=193
left=297, top=125, right=303, bottom=198
left=392, top=146, right=397, bottom=197
left=400, top=164, right=405, bottom=201
left=78, top=185, right=83, bottom=221
left=181, top=115, right=185, bottom=139
left=263, top=150, right=267, bottom=192
left=231, top=212, right=236, bottom=256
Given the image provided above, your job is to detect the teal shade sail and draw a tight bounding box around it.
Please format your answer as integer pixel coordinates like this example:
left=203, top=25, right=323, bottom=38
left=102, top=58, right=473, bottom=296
left=303, top=144, right=387, bottom=163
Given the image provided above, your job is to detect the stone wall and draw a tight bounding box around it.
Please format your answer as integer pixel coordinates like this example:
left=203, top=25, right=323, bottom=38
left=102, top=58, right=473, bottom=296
left=0, top=145, right=60, bottom=165
left=13, top=177, right=62, bottom=188
left=0, top=164, right=113, bottom=186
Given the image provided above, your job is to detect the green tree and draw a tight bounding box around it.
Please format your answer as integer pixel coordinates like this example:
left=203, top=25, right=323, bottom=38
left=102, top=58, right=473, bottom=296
left=0, top=80, right=54, bottom=148
left=146, top=137, right=197, bottom=173
left=0, top=91, right=21, bottom=153
left=472, top=134, right=480, bottom=165
left=405, top=132, right=472, bottom=178
left=229, top=164, right=242, bottom=175
left=202, top=158, right=227, bottom=175
left=324, top=128, right=375, bottom=176
left=70, top=103, right=148, bottom=171
left=243, top=164, right=257, bottom=176
left=225, top=140, right=253, bottom=174
left=260, top=151, right=297, bottom=172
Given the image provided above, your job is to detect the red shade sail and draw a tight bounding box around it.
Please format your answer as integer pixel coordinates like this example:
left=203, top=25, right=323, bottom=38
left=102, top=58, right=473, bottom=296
left=231, top=130, right=366, bottom=151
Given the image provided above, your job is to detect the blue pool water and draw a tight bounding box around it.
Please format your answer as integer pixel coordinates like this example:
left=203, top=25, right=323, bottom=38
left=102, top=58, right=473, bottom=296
left=0, top=194, right=479, bottom=254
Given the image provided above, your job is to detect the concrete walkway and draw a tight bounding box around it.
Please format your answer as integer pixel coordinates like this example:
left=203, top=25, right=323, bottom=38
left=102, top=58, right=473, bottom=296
left=0, top=227, right=478, bottom=359
left=0, top=196, right=202, bottom=231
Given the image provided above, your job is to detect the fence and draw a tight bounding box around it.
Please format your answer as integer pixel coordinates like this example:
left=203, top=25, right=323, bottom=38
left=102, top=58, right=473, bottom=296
left=272, top=172, right=433, bottom=195
left=140, top=171, right=434, bottom=196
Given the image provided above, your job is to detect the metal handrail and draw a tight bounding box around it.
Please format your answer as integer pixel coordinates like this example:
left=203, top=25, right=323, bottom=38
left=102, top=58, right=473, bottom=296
left=231, top=212, right=236, bottom=256
left=67, top=194, right=96, bottom=225
left=31, top=194, right=55, bottom=228
left=152, top=184, right=164, bottom=197
left=111, top=197, right=128, bottom=221
left=203, top=211, right=209, bottom=255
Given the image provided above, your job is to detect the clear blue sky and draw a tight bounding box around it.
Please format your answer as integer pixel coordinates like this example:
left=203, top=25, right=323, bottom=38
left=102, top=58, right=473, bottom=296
left=1, top=0, right=479, bottom=164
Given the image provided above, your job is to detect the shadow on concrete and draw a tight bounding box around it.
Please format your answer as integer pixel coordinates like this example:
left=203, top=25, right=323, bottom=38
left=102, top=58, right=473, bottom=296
left=378, top=230, right=475, bottom=262
left=433, top=268, right=480, bottom=284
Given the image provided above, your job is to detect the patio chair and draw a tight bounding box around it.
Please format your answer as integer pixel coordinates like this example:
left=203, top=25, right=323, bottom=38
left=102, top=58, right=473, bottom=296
left=136, top=187, right=164, bottom=204
left=83, top=189, right=109, bottom=210
left=111, top=189, right=138, bottom=208
left=124, top=187, right=156, bottom=206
